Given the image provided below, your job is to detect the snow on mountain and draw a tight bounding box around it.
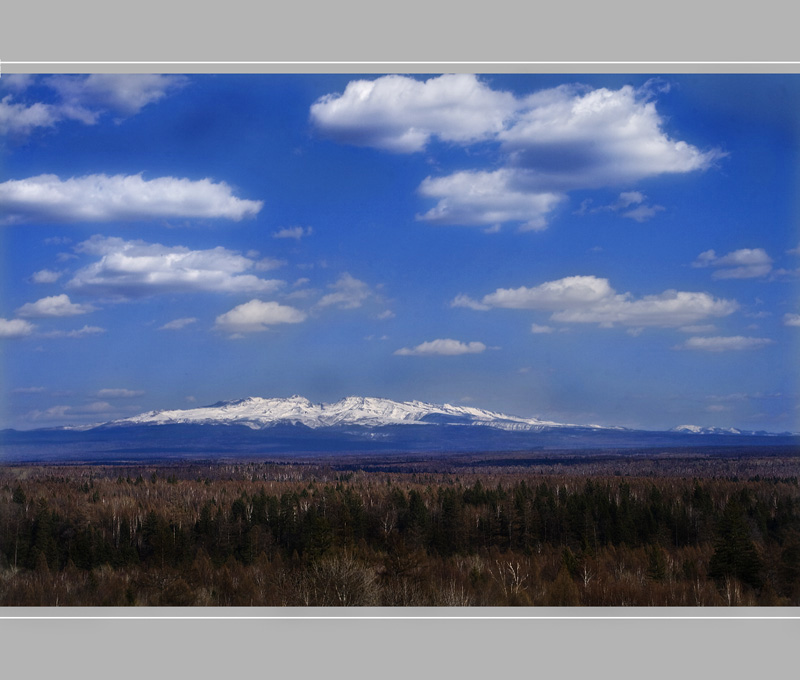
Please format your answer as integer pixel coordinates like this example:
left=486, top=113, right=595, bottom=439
left=106, top=395, right=602, bottom=432
left=670, top=425, right=744, bottom=435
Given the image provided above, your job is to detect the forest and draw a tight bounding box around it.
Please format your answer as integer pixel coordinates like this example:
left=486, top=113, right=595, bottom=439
left=1, top=449, right=799, bottom=607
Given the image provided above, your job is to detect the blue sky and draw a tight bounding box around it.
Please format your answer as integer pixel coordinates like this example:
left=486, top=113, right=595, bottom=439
left=1, top=72, right=798, bottom=431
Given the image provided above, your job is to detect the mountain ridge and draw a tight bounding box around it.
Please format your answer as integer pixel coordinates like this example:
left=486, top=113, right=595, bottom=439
left=91, top=394, right=792, bottom=436
left=103, top=394, right=607, bottom=432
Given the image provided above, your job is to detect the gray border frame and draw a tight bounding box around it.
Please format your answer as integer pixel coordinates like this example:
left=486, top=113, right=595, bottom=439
left=2, top=2, right=799, bottom=674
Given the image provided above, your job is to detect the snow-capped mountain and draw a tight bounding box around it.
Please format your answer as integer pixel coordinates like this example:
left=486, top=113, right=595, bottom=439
left=107, top=395, right=607, bottom=432
left=671, top=425, right=743, bottom=435
left=4, top=395, right=797, bottom=463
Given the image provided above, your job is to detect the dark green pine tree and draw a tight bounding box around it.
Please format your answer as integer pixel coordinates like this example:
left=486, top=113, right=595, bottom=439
left=708, top=499, right=763, bottom=590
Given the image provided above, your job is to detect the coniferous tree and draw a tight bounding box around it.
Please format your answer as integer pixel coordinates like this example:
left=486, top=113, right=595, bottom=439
left=709, top=499, right=763, bottom=590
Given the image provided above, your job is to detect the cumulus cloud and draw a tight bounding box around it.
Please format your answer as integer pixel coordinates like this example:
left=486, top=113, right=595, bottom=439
left=674, top=336, right=774, bottom=352
left=310, top=74, right=517, bottom=153
left=312, top=76, right=722, bottom=230
left=692, top=248, right=773, bottom=279
left=0, top=173, right=263, bottom=224
left=784, top=313, right=800, bottom=327
left=16, top=294, right=95, bottom=317
left=0, top=96, right=61, bottom=135
left=481, top=275, right=615, bottom=310
left=273, top=226, right=313, bottom=240
left=1, top=74, right=186, bottom=137
left=394, top=338, right=487, bottom=356
left=316, top=273, right=373, bottom=310
left=458, top=274, right=738, bottom=328
left=158, top=317, right=198, bottom=331
left=0, top=318, right=35, bottom=338
left=531, top=323, right=555, bottom=334
left=498, top=84, right=721, bottom=189
left=30, top=269, right=64, bottom=283
left=213, top=299, right=307, bottom=334
left=45, top=74, right=187, bottom=118
left=97, top=388, right=144, bottom=398
left=550, top=291, right=738, bottom=327
left=67, top=236, right=284, bottom=299
left=451, top=294, right=491, bottom=311
left=39, top=325, right=106, bottom=339
left=417, top=169, right=564, bottom=231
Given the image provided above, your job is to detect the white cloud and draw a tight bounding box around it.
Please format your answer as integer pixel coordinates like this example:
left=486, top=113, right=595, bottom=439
left=498, top=84, right=721, bottom=189
left=481, top=275, right=615, bottom=310
left=159, top=317, right=198, bottom=331
left=30, top=269, right=64, bottom=283
left=551, top=291, right=738, bottom=327
left=417, top=169, right=564, bottom=231
left=531, top=323, right=555, bottom=334
left=621, top=203, right=665, bottom=223
left=0, top=173, right=263, bottom=224
left=39, top=325, right=106, bottom=339
left=254, top=257, right=286, bottom=271
left=310, top=74, right=517, bottom=153
left=26, top=405, right=73, bottom=422
left=1, top=75, right=186, bottom=137
left=26, top=400, right=121, bottom=422
left=312, top=77, right=721, bottom=231
left=273, top=226, right=313, bottom=240
left=45, top=74, right=187, bottom=117
left=451, top=294, right=490, bottom=311
left=784, top=313, right=800, bottom=327
left=67, top=236, right=284, bottom=299
left=316, top=273, right=373, bottom=310
left=463, top=275, right=738, bottom=328
left=787, top=243, right=800, bottom=256
left=1, top=74, right=36, bottom=92
left=692, top=248, right=773, bottom=279
left=16, top=294, right=95, bottom=318
left=377, top=310, right=396, bottom=320
left=213, top=299, right=307, bottom=334
left=0, top=318, right=36, bottom=338
left=0, top=95, right=60, bottom=135
left=675, top=336, right=774, bottom=352
left=394, top=339, right=487, bottom=356
left=97, top=388, right=144, bottom=398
